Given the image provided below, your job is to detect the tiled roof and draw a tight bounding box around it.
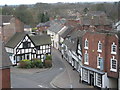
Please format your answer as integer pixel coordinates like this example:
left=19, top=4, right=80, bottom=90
left=59, top=26, right=74, bottom=39
left=30, top=34, right=51, bottom=46
left=81, top=16, right=112, bottom=26
left=48, top=23, right=64, bottom=33
left=0, top=15, right=13, bottom=26
left=5, top=32, right=26, bottom=48
left=5, top=32, right=51, bottom=48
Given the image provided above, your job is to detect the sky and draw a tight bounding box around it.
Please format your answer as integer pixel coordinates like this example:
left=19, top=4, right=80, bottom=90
left=0, top=0, right=119, bottom=5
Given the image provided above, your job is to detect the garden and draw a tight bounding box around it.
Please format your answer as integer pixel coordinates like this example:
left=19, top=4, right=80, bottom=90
left=18, top=55, right=52, bottom=69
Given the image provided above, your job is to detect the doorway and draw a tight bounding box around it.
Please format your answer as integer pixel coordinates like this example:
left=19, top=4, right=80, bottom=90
left=90, top=73, right=94, bottom=86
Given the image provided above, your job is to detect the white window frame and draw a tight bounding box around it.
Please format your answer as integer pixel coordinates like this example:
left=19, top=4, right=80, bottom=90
left=84, top=51, right=89, bottom=65
left=111, top=42, right=117, bottom=55
left=97, top=41, right=102, bottom=52
left=84, top=38, right=88, bottom=49
left=96, top=73, right=102, bottom=87
left=110, top=56, right=117, bottom=72
left=97, top=54, right=102, bottom=69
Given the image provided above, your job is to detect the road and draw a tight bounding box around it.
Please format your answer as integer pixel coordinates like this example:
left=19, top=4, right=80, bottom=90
left=11, top=48, right=65, bottom=88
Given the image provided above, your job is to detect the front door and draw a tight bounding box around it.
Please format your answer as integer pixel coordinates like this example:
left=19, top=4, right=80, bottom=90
left=90, top=73, right=94, bottom=86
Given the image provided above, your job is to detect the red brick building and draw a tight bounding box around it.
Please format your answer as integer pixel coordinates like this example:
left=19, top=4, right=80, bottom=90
left=0, top=15, right=24, bottom=43
left=80, top=11, right=113, bottom=31
left=81, top=31, right=119, bottom=88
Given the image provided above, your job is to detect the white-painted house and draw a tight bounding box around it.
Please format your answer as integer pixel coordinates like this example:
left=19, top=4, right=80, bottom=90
left=47, top=23, right=67, bottom=50
left=61, top=30, right=86, bottom=72
left=5, top=32, right=51, bottom=65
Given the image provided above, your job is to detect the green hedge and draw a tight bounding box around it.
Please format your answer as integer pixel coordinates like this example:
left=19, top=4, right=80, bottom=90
left=18, top=59, right=43, bottom=68
left=18, top=59, right=31, bottom=69
left=46, top=55, right=52, bottom=60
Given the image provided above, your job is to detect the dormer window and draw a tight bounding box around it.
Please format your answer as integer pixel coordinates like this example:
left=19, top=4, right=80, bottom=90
left=111, top=42, right=117, bottom=54
left=84, top=38, right=88, bottom=49
left=97, top=41, right=102, bottom=52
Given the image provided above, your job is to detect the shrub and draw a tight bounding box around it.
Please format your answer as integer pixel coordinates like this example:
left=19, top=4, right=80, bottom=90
left=19, top=59, right=31, bottom=69
left=44, top=60, right=52, bottom=68
left=46, top=55, right=52, bottom=60
left=32, top=59, right=43, bottom=68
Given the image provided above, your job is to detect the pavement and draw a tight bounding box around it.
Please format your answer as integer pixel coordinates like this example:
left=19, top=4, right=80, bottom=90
left=51, top=51, right=93, bottom=88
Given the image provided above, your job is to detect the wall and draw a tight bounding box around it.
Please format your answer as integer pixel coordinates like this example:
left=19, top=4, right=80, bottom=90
left=108, top=77, right=118, bottom=88
left=3, top=17, right=24, bottom=43
left=102, top=73, right=109, bottom=88
left=0, top=68, right=11, bottom=89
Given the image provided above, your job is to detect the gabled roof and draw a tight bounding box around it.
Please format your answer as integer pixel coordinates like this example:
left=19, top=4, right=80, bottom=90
left=59, top=26, right=74, bottom=39
left=0, top=38, right=12, bottom=69
left=37, top=21, right=50, bottom=27
left=50, top=19, right=66, bottom=25
left=48, top=23, right=64, bottom=33
left=63, top=30, right=86, bottom=52
left=0, top=15, right=13, bottom=26
left=5, top=32, right=52, bottom=48
left=30, top=34, right=51, bottom=46
left=5, top=32, right=26, bottom=48
left=81, top=12, right=112, bottom=26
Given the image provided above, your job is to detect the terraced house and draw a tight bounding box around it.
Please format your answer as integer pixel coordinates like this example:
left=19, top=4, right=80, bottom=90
left=81, top=31, right=119, bottom=88
left=5, top=32, right=51, bottom=65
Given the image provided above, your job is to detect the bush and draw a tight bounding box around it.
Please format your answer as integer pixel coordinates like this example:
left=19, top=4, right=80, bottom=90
left=32, top=59, right=43, bottom=68
left=46, top=55, right=52, bottom=60
left=19, top=59, right=31, bottom=69
left=44, top=60, right=52, bottom=68
left=18, top=58, right=44, bottom=69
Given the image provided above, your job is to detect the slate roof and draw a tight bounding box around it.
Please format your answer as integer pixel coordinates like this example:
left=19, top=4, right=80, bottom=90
left=30, top=34, right=51, bottom=46
left=48, top=23, right=64, bottom=33
left=81, top=12, right=113, bottom=26
left=37, top=21, right=50, bottom=27
left=0, top=15, right=13, bottom=26
left=50, top=19, right=66, bottom=26
left=5, top=32, right=26, bottom=48
left=0, top=38, right=12, bottom=69
left=5, top=32, right=52, bottom=48
left=63, top=30, right=86, bottom=52
left=59, top=26, right=74, bottom=39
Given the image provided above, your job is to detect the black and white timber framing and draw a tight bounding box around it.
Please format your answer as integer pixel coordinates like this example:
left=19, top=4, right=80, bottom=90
left=5, top=32, right=51, bottom=65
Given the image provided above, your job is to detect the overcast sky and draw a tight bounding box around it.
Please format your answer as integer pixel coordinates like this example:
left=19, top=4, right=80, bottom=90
left=0, top=0, right=119, bottom=5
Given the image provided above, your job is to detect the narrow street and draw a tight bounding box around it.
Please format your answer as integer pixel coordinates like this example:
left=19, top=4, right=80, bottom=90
left=11, top=48, right=92, bottom=88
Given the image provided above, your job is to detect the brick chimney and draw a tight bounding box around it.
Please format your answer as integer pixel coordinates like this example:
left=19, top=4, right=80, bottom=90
left=0, top=37, right=12, bottom=89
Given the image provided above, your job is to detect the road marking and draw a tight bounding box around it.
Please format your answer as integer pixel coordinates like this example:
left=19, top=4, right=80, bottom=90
left=38, top=85, right=43, bottom=88
left=59, top=68, right=63, bottom=70
left=38, top=85, right=48, bottom=88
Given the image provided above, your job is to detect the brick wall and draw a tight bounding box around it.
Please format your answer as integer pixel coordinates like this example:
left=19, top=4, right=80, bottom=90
left=0, top=68, right=11, bottom=89
left=82, top=31, right=119, bottom=78
left=3, top=17, right=24, bottom=43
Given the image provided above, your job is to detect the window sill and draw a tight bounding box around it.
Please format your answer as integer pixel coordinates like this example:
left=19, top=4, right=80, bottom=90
left=97, top=66, right=100, bottom=69
left=84, top=62, right=89, bottom=65
left=111, top=52, right=117, bottom=55
left=84, top=47, right=88, bottom=49
left=110, top=69, right=117, bottom=72
left=97, top=50, right=102, bottom=53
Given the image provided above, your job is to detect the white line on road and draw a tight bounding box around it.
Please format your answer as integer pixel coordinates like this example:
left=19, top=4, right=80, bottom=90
left=59, top=68, right=63, bottom=70
left=38, top=85, right=43, bottom=88
left=38, top=85, right=48, bottom=88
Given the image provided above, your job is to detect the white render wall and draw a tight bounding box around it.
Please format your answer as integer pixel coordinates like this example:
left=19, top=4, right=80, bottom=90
left=102, top=73, right=109, bottom=88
